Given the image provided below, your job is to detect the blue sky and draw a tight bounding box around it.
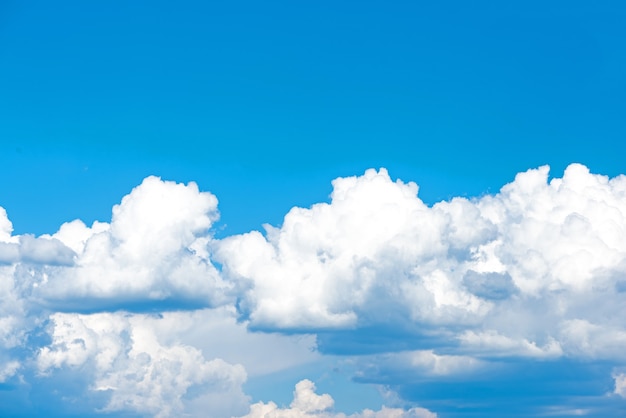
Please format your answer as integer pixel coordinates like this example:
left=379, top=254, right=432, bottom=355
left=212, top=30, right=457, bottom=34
left=1, top=1, right=626, bottom=417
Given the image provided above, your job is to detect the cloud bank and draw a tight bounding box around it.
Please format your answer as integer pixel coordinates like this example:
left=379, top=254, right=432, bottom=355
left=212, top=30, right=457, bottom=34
left=1, top=164, right=626, bottom=416
left=217, top=164, right=626, bottom=361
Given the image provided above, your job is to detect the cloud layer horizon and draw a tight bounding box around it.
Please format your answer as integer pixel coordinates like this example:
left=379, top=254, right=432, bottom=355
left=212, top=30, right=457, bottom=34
left=1, top=163, right=626, bottom=417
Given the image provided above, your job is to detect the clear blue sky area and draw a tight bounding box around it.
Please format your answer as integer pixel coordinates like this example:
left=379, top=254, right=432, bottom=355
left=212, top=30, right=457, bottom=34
left=1, top=0, right=625, bottom=235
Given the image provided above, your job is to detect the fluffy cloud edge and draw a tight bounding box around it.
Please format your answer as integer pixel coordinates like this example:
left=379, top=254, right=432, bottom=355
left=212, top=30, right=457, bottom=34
left=238, top=379, right=437, bottom=418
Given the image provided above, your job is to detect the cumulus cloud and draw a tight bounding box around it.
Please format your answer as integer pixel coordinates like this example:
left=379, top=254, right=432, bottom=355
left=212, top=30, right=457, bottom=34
left=239, top=379, right=437, bottom=418
left=0, top=176, right=321, bottom=417
left=216, top=164, right=626, bottom=364
left=216, top=168, right=491, bottom=330
left=32, top=176, right=230, bottom=310
left=38, top=311, right=249, bottom=418
left=1, top=164, right=626, bottom=417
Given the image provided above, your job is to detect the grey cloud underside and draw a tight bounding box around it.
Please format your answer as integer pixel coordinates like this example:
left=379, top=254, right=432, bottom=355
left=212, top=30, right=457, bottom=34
left=0, top=165, right=626, bottom=417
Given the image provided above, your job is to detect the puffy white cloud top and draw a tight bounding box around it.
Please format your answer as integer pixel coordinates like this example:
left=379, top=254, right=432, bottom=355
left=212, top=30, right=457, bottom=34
left=240, top=379, right=437, bottom=418
left=217, top=164, right=626, bottom=363
left=34, top=176, right=230, bottom=309
left=1, top=164, right=626, bottom=417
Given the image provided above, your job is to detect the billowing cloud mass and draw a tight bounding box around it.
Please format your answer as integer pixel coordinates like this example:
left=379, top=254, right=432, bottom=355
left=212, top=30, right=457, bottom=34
left=36, top=176, right=230, bottom=310
left=217, top=164, right=626, bottom=361
left=1, top=164, right=626, bottom=417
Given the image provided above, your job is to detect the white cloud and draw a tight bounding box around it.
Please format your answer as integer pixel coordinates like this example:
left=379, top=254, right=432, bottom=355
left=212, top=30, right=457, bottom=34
left=0, top=242, right=19, bottom=264
left=559, top=320, right=626, bottom=360
left=216, top=168, right=491, bottom=330
left=38, top=311, right=249, bottom=418
left=290, top=379, right=334, bottom=413
left=0, top=207, right=15, bottom=243
left=21, top=305, right=318, bottom=418
left=485, top=164, right=626, bottom=293
left=0, top=359, right=20, bottom=383
left=33, top=176, right=230, bottom=309
left=458, top=330, right=563, bottom=358
left=239, top=379, right=437, bottom=418
left=0, top=178, right=318, bottom=417
left=19, top=234, right=76, bottom=265
left=0, top=267, right=27, bottom=350
left=354, top=350, right=487, bottom=382
left=614, top=372, right=626, bottom=398
left=1, top=165, right=626, bottom=416
left=216, top=164, right=626, bottom=363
